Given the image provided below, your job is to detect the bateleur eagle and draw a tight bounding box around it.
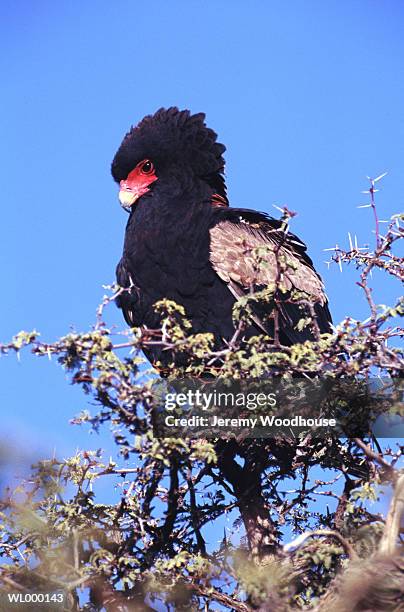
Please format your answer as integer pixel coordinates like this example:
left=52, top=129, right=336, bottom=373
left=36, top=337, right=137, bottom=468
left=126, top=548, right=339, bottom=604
left=111, top=108, right=332, bottom=365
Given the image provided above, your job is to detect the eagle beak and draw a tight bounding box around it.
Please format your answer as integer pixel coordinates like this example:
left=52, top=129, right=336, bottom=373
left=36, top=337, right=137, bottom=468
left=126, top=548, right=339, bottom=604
left=118, top=189, right=139, bottom=209
left=118, top=172, right=157, bottom=210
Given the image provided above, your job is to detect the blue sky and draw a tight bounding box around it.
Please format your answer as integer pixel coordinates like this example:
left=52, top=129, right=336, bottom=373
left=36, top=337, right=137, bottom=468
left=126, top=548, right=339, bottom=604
left=1, top=1, right=403, bottom=514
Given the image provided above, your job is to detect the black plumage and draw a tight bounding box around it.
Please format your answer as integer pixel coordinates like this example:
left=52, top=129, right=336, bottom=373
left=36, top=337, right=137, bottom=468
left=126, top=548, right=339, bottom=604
left=112, top=108, right=332, bottom=366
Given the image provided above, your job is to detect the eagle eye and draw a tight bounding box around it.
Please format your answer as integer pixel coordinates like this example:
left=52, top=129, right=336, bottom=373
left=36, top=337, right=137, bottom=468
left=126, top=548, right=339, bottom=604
left=140, top=159, right=154, bottom=174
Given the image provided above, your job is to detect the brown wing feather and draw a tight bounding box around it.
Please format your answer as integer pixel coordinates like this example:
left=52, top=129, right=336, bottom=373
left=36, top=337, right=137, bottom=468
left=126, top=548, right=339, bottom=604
left=209, top=220, right=327, bottom=305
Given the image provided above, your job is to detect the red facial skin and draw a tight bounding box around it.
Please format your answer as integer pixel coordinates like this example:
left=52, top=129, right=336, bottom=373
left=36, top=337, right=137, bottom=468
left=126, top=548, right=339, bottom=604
left=118, top=159, right=158, bottom=208
left=118, top=159, right=228, bottom=210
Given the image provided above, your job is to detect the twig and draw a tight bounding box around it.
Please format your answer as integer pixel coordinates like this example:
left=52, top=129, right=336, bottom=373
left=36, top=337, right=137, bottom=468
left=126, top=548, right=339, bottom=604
left=354, top=438, right=395, bottom=477
left=283, top=529, right=358, bottom=560
left=378, top=472, right=404, bottom=555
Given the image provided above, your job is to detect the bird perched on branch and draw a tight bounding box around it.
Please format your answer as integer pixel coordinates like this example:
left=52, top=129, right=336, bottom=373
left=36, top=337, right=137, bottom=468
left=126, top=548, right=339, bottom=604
left=112, top=107, right=331, bottom=365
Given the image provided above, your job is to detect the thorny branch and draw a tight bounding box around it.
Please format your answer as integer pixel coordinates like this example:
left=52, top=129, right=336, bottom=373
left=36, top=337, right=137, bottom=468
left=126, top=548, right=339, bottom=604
left=0, top=178, right=403, bottom=610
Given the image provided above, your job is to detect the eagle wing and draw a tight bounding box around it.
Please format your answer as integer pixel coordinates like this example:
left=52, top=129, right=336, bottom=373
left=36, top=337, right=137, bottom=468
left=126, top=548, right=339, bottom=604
left=209, top=208, right=332, bottom=343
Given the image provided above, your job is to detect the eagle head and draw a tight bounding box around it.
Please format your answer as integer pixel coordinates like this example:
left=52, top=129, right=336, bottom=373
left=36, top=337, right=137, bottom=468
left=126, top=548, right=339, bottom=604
left=111, top=107, right=227, bottom=210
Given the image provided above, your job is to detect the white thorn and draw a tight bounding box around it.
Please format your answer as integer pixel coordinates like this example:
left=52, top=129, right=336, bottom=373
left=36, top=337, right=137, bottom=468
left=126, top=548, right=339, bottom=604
left=373, top=171, right=388, bottom=183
